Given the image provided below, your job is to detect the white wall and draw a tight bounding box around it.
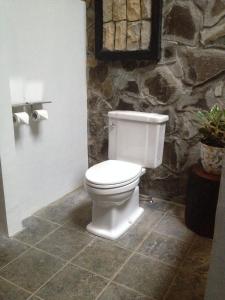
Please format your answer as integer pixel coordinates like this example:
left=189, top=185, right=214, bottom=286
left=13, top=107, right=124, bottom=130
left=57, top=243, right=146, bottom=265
left=0, top=0, right=88, bottom=235
left=205, top=157, right=225, bottom=300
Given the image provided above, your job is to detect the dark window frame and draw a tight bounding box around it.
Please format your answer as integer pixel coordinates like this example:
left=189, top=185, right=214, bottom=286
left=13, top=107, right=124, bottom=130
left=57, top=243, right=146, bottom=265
left=95, top=0, right=163, bottom=61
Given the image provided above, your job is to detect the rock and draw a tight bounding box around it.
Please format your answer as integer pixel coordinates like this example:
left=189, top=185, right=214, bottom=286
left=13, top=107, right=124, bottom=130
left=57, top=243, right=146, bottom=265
left=140, top=167, right=188, bottom=199
left=121, top=60, right=138, bottom=71
left=89, top=63, right=108, bottom=83
left=204, top=0, right=225, bottom=27
left=101, top=78, right=113, bottom=98
left=103, top=0, right=113, bottom=22
left=127, top=21, right=141, bottom=50
left=113, top=0, right=127, bottom=21
left=144, top=66, right=182, bottom=104
left=115, top=21, right=127, bottom=50
left=140, top=20, right=151, bottom=49
left=103, top=22, right=115, bottom=50
left=200, top=22, right=225, bottom=46
left=170, top=60, right=184, bottom=80
left=87, top=56, right=97, bottom=68
left=127, top=0, right=141, bottom=21
left=164, top=2, right=202, bottom=46
left=179, top=48, right=225, bottom=85
left=193, top=0, right=208, bottom=11
left=163, top=138, right=190, bottom=171
left=125, top=81, right=139, bottom=94
left=176, top=111, right=199, bottom=140
left=117, top=99, right=134, bottom=110
left=161, top=40, right=177, bottom=63
left=214, top=82, right=224, bottom=97
left=141, top=0, right=152, bottom=19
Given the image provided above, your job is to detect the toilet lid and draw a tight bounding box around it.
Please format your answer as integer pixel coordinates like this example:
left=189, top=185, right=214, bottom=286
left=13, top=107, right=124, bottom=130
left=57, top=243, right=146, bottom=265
left=85, top=160, right=142, bottom=186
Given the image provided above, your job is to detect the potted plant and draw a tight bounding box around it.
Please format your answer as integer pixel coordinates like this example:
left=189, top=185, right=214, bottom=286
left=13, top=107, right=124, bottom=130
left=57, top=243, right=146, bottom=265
left=197, top=104, right=225, bottom=175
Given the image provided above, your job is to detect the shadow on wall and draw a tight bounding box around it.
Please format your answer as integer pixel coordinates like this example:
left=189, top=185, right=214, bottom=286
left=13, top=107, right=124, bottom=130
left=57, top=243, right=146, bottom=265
left=10, top=77, right=47, bottom=140
left=0, top=160, right=8, bottom=236
left=12, top=104, right=44, bottom=141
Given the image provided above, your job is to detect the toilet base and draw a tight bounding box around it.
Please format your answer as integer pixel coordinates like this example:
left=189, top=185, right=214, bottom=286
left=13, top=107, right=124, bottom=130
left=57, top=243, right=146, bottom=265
left=86, top=186, right=144, bottom=240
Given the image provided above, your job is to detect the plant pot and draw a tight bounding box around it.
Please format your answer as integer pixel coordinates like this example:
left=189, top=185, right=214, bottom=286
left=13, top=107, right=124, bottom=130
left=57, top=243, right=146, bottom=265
left=200, top=142, right=225, bottom=175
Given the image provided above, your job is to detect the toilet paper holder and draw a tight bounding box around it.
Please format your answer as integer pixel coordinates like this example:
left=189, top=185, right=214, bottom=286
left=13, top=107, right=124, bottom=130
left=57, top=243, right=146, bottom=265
left=12, top=100, right=52, bottom=108
left=12, top=101, right=51, bottom=125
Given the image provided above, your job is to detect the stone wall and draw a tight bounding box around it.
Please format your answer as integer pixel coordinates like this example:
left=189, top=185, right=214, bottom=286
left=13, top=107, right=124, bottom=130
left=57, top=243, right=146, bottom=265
left=86, top=0, right=225, bottom=202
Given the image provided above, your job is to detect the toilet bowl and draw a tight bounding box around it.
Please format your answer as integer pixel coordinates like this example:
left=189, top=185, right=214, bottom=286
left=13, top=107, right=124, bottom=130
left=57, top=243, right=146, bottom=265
left=85, top=160, right=145, bottom=240
left=85, top=111, right=169, bottom=240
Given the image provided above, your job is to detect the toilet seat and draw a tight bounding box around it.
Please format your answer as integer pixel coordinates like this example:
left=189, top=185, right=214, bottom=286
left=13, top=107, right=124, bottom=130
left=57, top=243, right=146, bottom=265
left=85, top=160, right=143, bottom=189
left=86, top=177, right=140, bottom=197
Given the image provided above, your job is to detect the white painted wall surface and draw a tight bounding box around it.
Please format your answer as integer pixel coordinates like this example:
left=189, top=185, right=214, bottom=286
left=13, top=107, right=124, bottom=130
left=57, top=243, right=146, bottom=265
left=0, top=0, right=87, bottom=235
left=205, top=158, right=225, bottom=300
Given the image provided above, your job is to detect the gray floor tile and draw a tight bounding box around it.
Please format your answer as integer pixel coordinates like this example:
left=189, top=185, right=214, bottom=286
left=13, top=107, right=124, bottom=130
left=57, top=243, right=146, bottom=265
left=37, top=264, right=108, bottom=300
left=36, top=226, right=93, bottom=260
left=35, top=197, right=76, bottom=225
left=165, top=263, right=209, bottom=300
left=167, top=204, right=185, bottom=219
left=98, top=283, right=152, bottom=300
left=73, top=239, right=130, bottom=278
left=0, top=277, right=31, bottom=300
left=141, top=199, right=185, bottom=219
left=0, top=248, right=64, bottom=293
left=116, top=209, right=164, bottom=251
left=138, top=231, right=189, bottom=267
left=154, top=215, right=194, bottom=242
left=65, top=202, right=92, bottom=231
left=35, top=188, right=91, bottom=227
left=0, top=236, right=29, bottom=269
left=182, top=236, right=212, bottom=269
left=115, top=253, right=176, bottom=300
left=0, top=187, right=210, bottom=300
left=15, top=216, right=58, bottom=245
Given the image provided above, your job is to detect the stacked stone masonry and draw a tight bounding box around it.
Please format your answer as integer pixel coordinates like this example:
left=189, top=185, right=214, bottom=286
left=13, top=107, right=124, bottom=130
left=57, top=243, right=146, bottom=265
left=86, top=0, right=225, bottom=202
left=103, top=0, right=152, bottom=51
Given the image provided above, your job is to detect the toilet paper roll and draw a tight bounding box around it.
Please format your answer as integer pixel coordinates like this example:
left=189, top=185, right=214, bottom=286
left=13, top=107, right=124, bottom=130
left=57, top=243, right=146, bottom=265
left=31, top=110, right=48, bottom=122
left=13, top=112, right=29, bottom=125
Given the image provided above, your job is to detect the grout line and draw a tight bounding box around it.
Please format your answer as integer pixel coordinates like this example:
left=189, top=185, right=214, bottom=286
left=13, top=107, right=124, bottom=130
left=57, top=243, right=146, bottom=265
left=13, top=228, right=98, bottom=266
left=153, top=228, right=195, bottom=243
left=0, top=224, right=64, bottom=273
left=110, top=281, right=155, bottom=299
left=95, top=210, right=169, bottom=300
left=29, top=237, right=97, bottom=298
left=13, top=223, right=63, bottom=248
left=141, top=229, right=188, bottom=245
left=27, top=294, right=44, bottom=300
left=30, top=244, right=67, bottom=264
left=32, top=225, right=63, bottom=246
left=135, top=250, right=180, bottom=269
left=0, top=275, right=32, bottom=296
left=162, top=235, right=197, bottom=300
left=0, top=247, right=31, bottom=273
left=70, top=261, right=110, bottom=281
left=32, top=214, right=62, bottom=227
left=94, top=250, right=135, bottom=300
left=134, top=211, right=168, bottom=253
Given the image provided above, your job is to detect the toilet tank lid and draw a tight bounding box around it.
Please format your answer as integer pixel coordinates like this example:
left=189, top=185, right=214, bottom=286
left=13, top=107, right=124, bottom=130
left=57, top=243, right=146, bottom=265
left=108, top=111, right=169, bottom=124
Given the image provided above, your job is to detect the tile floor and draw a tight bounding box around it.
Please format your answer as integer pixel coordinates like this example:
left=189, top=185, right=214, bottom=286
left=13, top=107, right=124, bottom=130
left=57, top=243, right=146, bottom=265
left=0, top=187, right=212, bottom=300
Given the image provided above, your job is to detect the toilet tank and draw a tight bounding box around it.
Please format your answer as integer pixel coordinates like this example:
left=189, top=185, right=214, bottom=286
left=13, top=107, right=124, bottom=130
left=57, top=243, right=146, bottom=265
left=108, top=111, right=169, bottom=168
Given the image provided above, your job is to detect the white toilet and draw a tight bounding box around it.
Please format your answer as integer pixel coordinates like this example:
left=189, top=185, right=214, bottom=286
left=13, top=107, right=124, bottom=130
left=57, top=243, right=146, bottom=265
left=85, top=111, right=169, bottom=240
